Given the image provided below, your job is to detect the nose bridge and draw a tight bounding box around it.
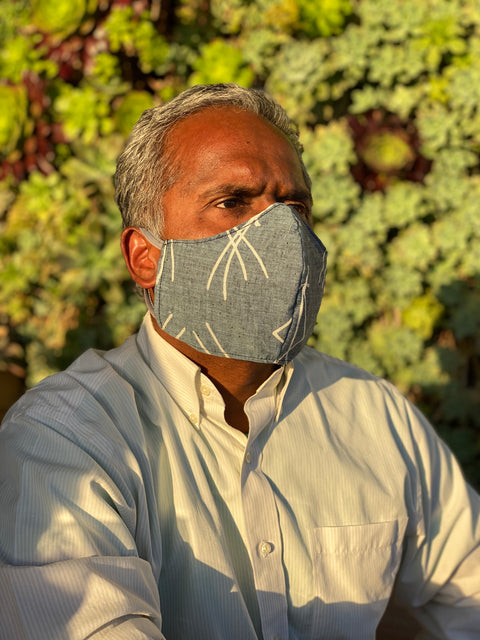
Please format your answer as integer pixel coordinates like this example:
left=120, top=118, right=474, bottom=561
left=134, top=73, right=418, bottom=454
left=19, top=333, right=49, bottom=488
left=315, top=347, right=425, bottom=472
left=257, top=193, right=279, bottom=211
left=257, top=172, right=289, bottom=209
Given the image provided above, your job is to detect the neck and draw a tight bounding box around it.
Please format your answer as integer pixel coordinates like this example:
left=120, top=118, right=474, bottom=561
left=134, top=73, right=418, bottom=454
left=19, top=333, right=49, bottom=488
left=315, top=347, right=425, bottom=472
left=152, top=317, right=278, bottom=433
left=200, top=357, right=278, bottom=433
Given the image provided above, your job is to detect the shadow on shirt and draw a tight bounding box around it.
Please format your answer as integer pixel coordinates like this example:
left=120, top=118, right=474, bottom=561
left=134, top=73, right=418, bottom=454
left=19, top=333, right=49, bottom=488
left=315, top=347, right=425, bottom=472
left=156, top=542, right=421, bottom=640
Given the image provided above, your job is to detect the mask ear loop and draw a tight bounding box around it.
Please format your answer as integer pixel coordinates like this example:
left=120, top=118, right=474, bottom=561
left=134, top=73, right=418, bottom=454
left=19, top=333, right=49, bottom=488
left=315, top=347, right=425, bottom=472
left=137, top=227, right=165, bottom=316
left=144, top=288, right=155, bottom=315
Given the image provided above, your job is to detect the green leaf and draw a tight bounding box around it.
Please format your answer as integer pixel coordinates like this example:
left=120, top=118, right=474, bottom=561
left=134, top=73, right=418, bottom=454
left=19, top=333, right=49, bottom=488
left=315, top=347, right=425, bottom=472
left=297, top=0, right=353, bottom=37
left=402, top=292, right=444, bottom=340
left=113, top=92, right=154, bottom=137
left=367, top=321, right=424, bottom=375
left=387, top=224, right=437, bottom=271
left=188, top=39, right=254, bottom=86
left=30, top=0, right=91, bottom=37
left=0, top=85, right=27, bottom=155
left=54, top=85, right=113, bottom=144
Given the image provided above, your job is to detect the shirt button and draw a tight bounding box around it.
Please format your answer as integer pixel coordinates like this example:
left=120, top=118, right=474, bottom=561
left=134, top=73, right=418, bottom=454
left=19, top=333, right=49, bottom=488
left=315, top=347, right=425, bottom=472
left=258, top=541, right=273, bottom=558
left=245, top=451, right=251, bottom=464
left=188, top=413, right=198, bottom=425
left=200, top=384, right=211, bottom=396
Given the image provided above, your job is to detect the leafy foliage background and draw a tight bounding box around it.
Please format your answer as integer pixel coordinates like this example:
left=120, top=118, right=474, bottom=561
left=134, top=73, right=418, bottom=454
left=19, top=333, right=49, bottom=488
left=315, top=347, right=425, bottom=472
left=1, top=0, right=479, bottom=486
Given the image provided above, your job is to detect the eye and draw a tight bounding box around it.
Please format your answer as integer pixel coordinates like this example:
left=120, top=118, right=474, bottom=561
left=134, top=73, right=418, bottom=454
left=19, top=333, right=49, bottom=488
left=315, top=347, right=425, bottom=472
left=287, top=202, right=310, bottom=219
left=216, top=198, right=244, bottom=209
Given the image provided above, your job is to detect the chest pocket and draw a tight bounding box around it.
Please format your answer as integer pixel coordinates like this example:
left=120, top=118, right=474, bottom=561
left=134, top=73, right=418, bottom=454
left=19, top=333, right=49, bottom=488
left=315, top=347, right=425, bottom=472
left=311, top=520, right=407, bottom=638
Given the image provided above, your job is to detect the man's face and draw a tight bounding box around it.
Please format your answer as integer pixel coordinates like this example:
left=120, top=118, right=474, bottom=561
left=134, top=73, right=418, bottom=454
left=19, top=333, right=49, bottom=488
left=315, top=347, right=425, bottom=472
left=160, top=106, right=312, bottom=240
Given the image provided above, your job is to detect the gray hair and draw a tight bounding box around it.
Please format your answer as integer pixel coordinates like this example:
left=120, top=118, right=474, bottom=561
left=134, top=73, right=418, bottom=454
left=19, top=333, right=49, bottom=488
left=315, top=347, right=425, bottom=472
left=114, top=83, right=310, bottom=236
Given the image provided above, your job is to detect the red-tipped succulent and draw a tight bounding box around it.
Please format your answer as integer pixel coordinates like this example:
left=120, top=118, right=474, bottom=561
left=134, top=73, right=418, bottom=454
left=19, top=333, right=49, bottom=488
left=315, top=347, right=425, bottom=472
left=348, top=109, right=432, bottom=191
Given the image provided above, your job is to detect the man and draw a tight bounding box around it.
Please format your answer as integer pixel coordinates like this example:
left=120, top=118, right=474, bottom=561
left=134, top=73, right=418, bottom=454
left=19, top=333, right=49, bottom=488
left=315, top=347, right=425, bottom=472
left=0, top=83, right=479, bottom=639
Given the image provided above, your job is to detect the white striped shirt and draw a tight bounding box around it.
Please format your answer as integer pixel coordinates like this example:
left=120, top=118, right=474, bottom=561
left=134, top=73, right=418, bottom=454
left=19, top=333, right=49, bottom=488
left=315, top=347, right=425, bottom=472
left=1, top=314, right=479, bottom=639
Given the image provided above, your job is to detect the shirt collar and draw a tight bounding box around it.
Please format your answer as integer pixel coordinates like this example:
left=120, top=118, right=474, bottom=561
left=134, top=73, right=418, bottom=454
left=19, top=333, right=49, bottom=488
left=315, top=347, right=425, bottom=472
left=137, top=313, right=294, bottom=433
left=138, top=313, right=203, bottom=429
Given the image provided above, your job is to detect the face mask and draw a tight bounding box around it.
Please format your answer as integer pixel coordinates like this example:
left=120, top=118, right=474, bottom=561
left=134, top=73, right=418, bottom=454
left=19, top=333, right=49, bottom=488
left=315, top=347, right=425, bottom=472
left=140, top=203, right=327, bottom=364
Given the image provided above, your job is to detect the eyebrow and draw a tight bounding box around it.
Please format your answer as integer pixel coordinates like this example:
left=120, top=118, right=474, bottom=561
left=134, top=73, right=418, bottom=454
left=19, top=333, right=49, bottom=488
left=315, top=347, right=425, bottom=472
left=199, top=183, right=312, bottom=204
left=199, top=184, right=262, bottom=199
left=287, top=188, right=313, bottom=204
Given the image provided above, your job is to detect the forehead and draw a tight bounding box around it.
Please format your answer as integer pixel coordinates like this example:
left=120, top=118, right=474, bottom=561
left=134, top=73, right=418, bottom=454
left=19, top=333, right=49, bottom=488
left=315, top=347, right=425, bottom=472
left=165, top=106, right=305, bottom=183
left=167, top=105, right=294, bottom=147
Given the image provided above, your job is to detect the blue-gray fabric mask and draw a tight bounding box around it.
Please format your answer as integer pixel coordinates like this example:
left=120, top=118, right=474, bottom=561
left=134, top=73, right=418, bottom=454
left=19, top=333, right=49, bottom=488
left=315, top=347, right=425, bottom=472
left=140, top=203, right=327, bottom=364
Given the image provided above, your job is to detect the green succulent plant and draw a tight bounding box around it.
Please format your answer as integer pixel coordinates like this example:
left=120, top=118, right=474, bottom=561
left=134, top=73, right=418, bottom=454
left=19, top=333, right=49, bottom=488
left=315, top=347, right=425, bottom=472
left=0, top=0, right=479, bottom=487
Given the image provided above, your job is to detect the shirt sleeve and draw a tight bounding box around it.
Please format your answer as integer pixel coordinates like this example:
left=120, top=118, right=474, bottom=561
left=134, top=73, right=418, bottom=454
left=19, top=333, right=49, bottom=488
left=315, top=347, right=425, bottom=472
left=391, top=398, right=480, bottom=638
left=0, top=398, right=165, bottom=640
left=0, top=557, right=164, bottom=640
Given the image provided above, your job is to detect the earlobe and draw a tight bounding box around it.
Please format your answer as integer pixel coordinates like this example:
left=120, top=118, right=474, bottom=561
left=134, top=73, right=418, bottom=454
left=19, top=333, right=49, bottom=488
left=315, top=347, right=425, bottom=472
left=121, top=227, right=161, bottom=289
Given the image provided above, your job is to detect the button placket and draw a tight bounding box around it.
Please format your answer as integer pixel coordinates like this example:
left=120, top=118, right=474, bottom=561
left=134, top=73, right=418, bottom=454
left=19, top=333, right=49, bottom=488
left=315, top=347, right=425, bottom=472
left=185, top=376, right=201, bottom=430
left=241, top=446, right=288, bottom=640
left=187, top=412, right=200, bottom=429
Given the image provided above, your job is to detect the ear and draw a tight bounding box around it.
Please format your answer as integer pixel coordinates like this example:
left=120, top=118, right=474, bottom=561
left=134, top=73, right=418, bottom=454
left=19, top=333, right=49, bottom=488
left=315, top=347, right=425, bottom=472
left=121, top=227, right=161, bottom=289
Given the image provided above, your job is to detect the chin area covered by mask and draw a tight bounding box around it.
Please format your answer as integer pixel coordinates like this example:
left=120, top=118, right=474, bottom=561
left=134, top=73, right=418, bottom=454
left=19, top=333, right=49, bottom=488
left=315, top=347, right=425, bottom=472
left=141, top=202, right=327, bottom=364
